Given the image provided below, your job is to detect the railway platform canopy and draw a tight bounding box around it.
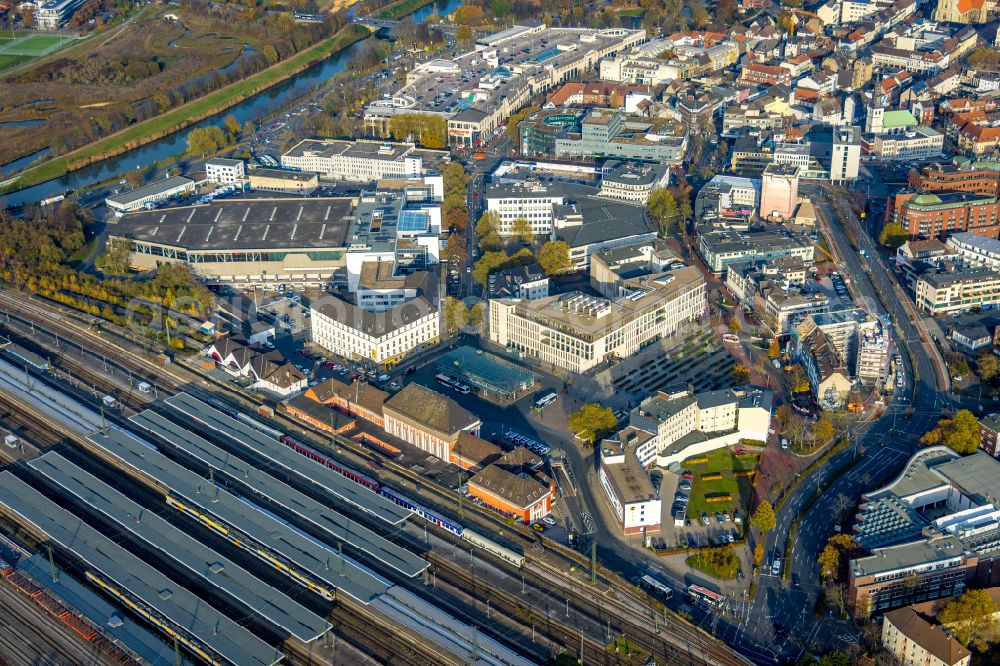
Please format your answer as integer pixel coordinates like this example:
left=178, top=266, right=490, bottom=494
left=28, top=451, right=329, bottom=643
left=85, top=426, right=392, bottom=604
left=129, top=410, right=427, bottom=579
left=17, top=553, right=199, bottom=666
left=0, top=472, right=282, bottom=666
left=163, top=393, right=412, bottom=525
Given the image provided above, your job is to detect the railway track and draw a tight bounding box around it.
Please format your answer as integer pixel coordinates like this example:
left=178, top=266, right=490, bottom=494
left=432, top=551, right=740, bottom=666
left=0, top=574, right=104, bottom=666
left=0, top=381, right=472, bottom=666
left=0, top=289, right=749, bottom=665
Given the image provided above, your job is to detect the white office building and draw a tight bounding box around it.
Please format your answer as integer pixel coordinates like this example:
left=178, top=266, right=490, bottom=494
left=610, top=384, right=773, bottom=468
left=484, top=184, right=565, bottom=236
left=310, top=268, right=440, bottom=366
left=281, top=140, right=423, bottom=181
left=490, top=264, right=705, bottom=373
left=205, top=158, right=246, bottom=184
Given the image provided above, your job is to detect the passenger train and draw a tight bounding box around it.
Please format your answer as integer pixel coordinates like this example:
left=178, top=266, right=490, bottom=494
left=205, top=399, right=524, bottom=567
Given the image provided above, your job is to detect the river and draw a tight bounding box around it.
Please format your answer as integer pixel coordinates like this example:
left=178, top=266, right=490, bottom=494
left=3, top=0, right=462, bottom=207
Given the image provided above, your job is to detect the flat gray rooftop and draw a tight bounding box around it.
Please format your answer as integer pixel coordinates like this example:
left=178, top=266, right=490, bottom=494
left=107, top=176, right=193, bottom=207
left=116, top=198, right=355, bottom=251
left=28, top=451, right=328, bottom=643
left=163, top=393, right=412, bottom=525
left=17, top=554, right=198, bottom=666
left=284, top=139, right=415, bottom=162
left=0, top=472, right=281, bottom=666
left=130, top=410, right=426, bottom=578
left=85, top=427, right=391, bottom=605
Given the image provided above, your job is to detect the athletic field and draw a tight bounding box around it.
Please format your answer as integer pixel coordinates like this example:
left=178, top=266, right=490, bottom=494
left=0, top=32, right=78, bottom=71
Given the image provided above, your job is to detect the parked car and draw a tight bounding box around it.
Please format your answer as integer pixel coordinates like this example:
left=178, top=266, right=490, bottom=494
left=678, top=481, right=691, bottom=491
left=542, top=515, right=556, bottom=526
left=701, top=513, right=710, bottom=526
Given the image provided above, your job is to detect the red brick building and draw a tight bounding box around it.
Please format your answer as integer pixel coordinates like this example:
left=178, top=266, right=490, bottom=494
left=888, top=191, right=1000, bottom=239
left=739, top=63, right=791, bottom=87
left=306, top=377, right=388, bottom=427
left=468, top=447, right=556, bottom=524
left=451, top=431, right=502, bottom=472
left=979, top=413, right=1000, bottom=456
left=908, top=163, right=1000, bottom=197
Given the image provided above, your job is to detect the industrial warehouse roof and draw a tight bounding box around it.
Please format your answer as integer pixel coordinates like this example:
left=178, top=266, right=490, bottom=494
left=162, top=393, right=412, bottom=525
left=129, top=410, right=425, bottom=579
left=28, top=452, right=328, bottom=643
left=85, top=426, right=392, bottom=604
left=384, top=383, right=481, bottom=438
left=0, top=472, right=282, bottom=666
left=106, top=176, right=194, bottom=207
left=115, top=198, right=355, bottom=250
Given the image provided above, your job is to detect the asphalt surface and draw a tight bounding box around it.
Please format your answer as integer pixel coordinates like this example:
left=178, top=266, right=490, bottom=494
left=731, top=184, right=950, bottom=662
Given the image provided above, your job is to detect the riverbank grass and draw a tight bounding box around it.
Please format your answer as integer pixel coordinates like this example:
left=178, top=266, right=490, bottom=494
left=1, top=23, right=369, bottom=194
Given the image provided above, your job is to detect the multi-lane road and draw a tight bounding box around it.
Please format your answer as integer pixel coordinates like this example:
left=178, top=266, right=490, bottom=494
left=731, top=185, right=950, bottom=660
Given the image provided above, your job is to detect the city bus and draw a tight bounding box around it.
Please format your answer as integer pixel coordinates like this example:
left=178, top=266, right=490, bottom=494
left=533, top=390, right=558, bottom=411
left=640, top=575, right=673, bottom=601
left=687, top=584, right=725, bottom=609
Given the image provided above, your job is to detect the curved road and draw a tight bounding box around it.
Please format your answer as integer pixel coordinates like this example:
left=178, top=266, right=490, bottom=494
left=732, top=184, right=951, bottom=662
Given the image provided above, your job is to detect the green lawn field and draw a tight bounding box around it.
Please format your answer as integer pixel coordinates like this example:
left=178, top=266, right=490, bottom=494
left=12, top=34, right=72, bottom=55
left=683, top=448, right=758, bottom=519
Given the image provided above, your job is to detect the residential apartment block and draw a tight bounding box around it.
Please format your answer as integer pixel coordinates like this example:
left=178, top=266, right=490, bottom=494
left=914, top=266, right=1000, bottom=314
left=881, top=606, right=971, bottom=666
left=888, top=191, right=1000, bottom=239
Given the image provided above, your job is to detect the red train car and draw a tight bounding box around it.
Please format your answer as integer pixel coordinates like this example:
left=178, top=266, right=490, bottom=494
left=8, top=572, right=42, bottom=598
left=62, top=613, right=98, bottom=641
left=36, top=592, right=69, bottom=619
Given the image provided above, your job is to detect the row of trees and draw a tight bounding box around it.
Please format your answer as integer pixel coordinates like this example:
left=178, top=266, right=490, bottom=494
left=442, top=296, right=484, bottom=333
left=920, top=408, right=980, bottom=454
left=567, top=403, right=618, bottom=445
left=186, top=116, right=246, bottom=157
left=472, top=211, right=572, bottom=283
left=386, top=113, right=448, bottom=150
left=647, top=186, right=693, bottom=237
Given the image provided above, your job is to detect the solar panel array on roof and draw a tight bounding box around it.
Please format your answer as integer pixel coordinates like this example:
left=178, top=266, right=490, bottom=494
left=28, top=451, right=329, bottom=643
left=84, top=427, right=391, bottom=605
left=0, top=472, right=281, bottom=666
left=162, top=393, right=412, bottom=525
left=130, top=410, right=426, bottom=579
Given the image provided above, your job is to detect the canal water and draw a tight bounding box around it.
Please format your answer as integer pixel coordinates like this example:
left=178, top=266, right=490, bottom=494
left=3, top=0, right=461, bottom=207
